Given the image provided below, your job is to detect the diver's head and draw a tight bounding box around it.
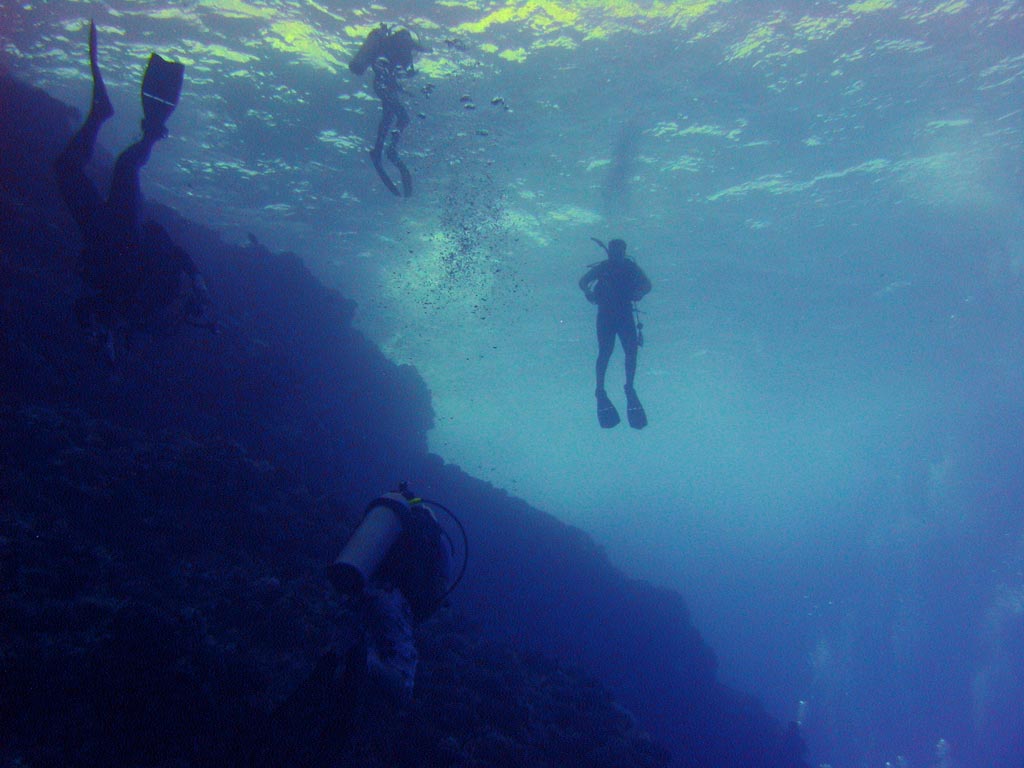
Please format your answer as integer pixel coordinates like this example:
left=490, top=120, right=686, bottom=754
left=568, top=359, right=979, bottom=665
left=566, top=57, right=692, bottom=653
left=607, top=238, right=627, bottom=259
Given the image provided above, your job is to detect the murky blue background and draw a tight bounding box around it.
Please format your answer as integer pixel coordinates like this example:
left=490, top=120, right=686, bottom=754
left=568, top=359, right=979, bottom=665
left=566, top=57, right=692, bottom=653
left=4, top=2, right=1023, bottom=765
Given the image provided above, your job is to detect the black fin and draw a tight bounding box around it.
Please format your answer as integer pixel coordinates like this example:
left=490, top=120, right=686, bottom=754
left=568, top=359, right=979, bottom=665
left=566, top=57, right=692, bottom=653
left=88, top=21, right=114, bottom=120
left=141, top=53, right=185, bottom=132
left=394, top=157, right=413, bottom=197
left=370, top=150, right=401, bottom=196
left=625, top=386, right=647, bottom=430
left=596, top=389, right=620, bottom=429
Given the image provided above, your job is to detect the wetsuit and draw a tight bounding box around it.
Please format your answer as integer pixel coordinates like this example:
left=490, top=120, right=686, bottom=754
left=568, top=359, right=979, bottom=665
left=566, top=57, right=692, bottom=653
left=371, top=54, right=411, bottom=170
left=579, top=257, right=651, bottom=391
left=350, top=25, right=419, bottom=197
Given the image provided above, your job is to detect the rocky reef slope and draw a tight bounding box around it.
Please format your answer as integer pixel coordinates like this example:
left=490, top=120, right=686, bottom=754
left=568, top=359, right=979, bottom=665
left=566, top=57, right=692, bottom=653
left=0, top=73, right=804, bottom=768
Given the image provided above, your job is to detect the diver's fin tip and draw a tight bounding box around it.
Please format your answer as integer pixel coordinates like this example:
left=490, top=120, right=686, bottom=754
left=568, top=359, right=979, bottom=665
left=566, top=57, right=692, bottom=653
left=625, top=387, right=648, bottom=430
left=596, top=389, right=621, bottom=429
left=141, top=53, right=186, bottom=133
left=401, top=168, right=412, bottom=196
left=89, top=21, right=99, bottom=64
left=370, top=151, right=402, bottom=196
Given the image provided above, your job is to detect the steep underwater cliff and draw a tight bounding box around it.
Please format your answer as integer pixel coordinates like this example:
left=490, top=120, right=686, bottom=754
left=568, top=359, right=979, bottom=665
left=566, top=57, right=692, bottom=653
left=0, top=74, right=805, bottom=768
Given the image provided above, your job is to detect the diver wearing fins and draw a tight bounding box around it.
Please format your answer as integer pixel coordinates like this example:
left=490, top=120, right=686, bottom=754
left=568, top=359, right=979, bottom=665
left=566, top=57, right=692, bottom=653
left=349, top=23, right=426, bottom=198
left=579, top=238, right=652, bottom=429
left=53, top=21, right=210, bottom=362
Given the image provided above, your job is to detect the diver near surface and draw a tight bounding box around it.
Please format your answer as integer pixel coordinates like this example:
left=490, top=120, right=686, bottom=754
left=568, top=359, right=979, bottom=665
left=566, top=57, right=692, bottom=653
left=349, top=23, right=426, bottom=198
left=257, top=484, right=464, bottom=766
left=53, top=21, right=210, bottom=361
left=579, top=237, right=652, bottom=429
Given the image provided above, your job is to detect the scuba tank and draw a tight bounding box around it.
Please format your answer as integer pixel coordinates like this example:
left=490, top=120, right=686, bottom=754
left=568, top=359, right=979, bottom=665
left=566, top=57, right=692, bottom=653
left=328, top=484, right=468, bottom=620
left=349, top=24, right=387, bottom=75
left=328, top=492, right=407, bottom=595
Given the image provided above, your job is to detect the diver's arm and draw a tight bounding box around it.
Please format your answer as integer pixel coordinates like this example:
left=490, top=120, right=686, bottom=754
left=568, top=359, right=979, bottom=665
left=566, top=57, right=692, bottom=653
left=579, top=265, right=600, bottom=303
left=633, top=267, right=652, bottom=300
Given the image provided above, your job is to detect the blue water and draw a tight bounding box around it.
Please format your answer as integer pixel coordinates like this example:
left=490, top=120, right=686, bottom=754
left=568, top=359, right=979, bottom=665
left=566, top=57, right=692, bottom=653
left=4, top=2, right=1023, bottom=766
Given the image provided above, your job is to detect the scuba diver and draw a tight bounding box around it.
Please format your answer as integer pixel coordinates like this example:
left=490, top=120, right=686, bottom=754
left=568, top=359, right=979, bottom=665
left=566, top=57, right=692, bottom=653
left=327, top=483, right=460, bottom=698
left=53, top=21, right=210, bottom=362
left=579, top=237, right=652, bottom=429
left=257, top=484, right=466, bottom=766
left=349, top=23, right=426, bottom=198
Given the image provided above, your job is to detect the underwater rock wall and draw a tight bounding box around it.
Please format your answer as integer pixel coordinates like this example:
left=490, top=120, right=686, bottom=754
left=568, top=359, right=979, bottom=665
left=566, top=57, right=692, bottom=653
left=0, top=403, right=677, bottom=768
left=0, top=74, right=803, bottom=768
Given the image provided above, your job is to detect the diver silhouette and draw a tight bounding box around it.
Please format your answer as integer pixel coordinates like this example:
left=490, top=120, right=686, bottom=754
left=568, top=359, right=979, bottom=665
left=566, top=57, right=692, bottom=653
left=53, top=21, right=210, bottom=362
left=578, top=237, right=652, bottom=429
left=349, top=23, right=426, bottom=198
left=256, top=485, right=463, bottom=767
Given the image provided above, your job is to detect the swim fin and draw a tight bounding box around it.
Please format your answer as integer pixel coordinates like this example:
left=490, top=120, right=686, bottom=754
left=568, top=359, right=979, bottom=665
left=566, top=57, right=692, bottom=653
left=370, top=149, right=401, bottom=196
left=385, top=146, right=413, bottom=197
left=596, top=388, right=620, bottom=429
left=624, top=386, right=647, bottom=430
left=394, top=157, right=413, bottom=198
left=141, top=53, right=185, bottom=135
left=88, top=21, right=113, bottom=121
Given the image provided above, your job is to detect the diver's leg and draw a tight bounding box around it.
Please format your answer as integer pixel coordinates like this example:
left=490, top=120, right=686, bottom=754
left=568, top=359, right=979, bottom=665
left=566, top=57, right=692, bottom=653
left=370, top=106, right=393, bottom=162
left=594, top=311, right=621, bottom=427
left=384, top=100, right=409, bottom=160
left=369, top=105, right=401, bottom=196
left=619, top=315, right=646, bottom=428
left=595, top=312, right=615, bottom=392
left=620, top=314, right=639, bottom=390
left=619, top=317, right=646, bottom=428
left=54, top=21, right=113, bottom=229
left=106, top=132, right=161, bottom=233
left=385, top=101, right=412, bottom=197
